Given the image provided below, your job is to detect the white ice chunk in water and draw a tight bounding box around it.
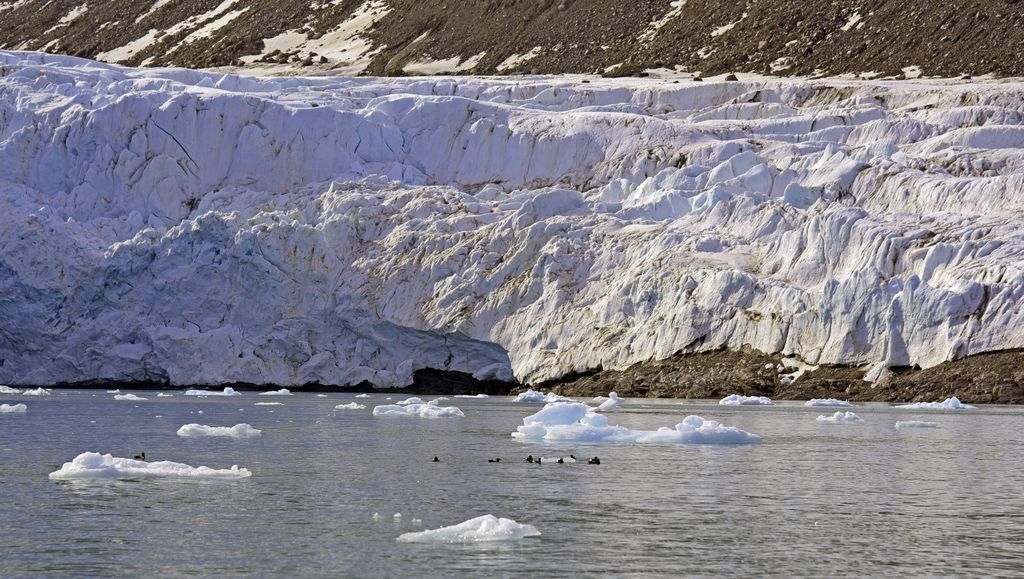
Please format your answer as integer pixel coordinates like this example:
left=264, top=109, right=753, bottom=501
left=107, top=389, right=122, bottom=394
left=259, top=388, right=292, bottom=396
left=184, top=387, right=242, bottom=397
left=176, top=423, right=262, bottom=438
left=895, top=397, right=974, bottom=410
left=512, top=402, right=760, bottom=444
left=254, top=402, right=283, bottom=406
left=719, top=394, right=773, bottom=406
left=454, top=394, right=490, bottom=399
left=816, top=411, right=862, bottom=423
left=1, top=403, right=27, bottom=413
left=596, top=392, right=624, bottom=412
left=157, top=393, right=174, bottom=397
left=395, top=397, right=424, bottom=406
left=396, top=515, right=540, bottom=543
left=372, top=403, right=465, bottom=418
left=22, top=388, right=52, bottom=396
left=355, top=394, right=372, bottom=398
left=49, top=452, right=252, bottom=480
left=513, top=389, right=572, bottom=403
left=0, top=385, right=22, bottom=394
left=114, top=394, right=148, bottom=401
left=896, top=420, right=940, bottom=429
left=804, top=398, right=853, bottom=407
left=335, top=402, right=366, bottom=410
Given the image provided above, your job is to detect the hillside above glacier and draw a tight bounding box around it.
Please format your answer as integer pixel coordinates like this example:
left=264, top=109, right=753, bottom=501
left=1, top=51, right=1023, bottom=388
left=1, top=0, right=1023, bottom=78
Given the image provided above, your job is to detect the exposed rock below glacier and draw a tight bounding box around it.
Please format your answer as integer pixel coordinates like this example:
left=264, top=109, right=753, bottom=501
left=2, top=52, right=1024, bottom=391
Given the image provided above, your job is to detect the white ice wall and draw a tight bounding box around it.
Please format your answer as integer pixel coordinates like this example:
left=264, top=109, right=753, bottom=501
left=1, top=51, right=1022, bottom=386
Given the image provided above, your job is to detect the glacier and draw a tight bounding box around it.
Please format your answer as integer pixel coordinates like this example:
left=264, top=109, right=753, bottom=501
left=2, top=50, right=1024, bottom=388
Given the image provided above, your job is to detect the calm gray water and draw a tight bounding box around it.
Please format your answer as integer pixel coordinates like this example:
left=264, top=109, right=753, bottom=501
left=2, top=391, right=1023, bottom=577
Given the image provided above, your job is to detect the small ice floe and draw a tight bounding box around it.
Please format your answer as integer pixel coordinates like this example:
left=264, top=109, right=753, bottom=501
left=396, top=515, right=540, bottom=543
left=596, top=392, right=624, bottom=412
left=254, top=402, right=283, bottom=406
left=393, top=513, right=402, bottom=520
left=22, top=388, right=52, bottom=396
left=513, top=389, right=572, bottom=403
left=1, top=403, right=27, bottom=413
left=395, top=397, right=424, bottom=406
left=373, top=400, right=465, bottom=418
left=114, top=394, right=148, bottom=401
left=176, top=423, right=262, bottom=438
left=719, top=394, right=773, bottom=406
left=316, top=394, right=328, bottom=398
left=157, top=393, right=174, bottom=397
left=512, top=402, right=760, bottom=444
left=805, top=398, right=854, bottom=407
left=107, top=389, right=122, bottom=394
left=372, top=512, right=384, bottom=521
left=259, top=389, right=292, bottom=396
left=355, top=394, right=371, bottom=398
left=184, top=387, right=242, bottom=397
left=0, top=385, right=22, bottom=394
left=335, top=402, right=366, bottom=410
left=454, top=394, right=490, bottom=399
left=411, top=518, right=422, bottom=525
left=816, top=411, right=862, bottom=424
left=49, top=452, right=251, bottom=480
left=895, top=397, right=974, bottom=410
left=896, top=421, right=940, bottom=429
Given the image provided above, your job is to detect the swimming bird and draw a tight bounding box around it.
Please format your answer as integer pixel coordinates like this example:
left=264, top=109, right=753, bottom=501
left=133, top=452, right=145, bottom=461
left=526, top=455, right=534, bottom=463
left=570, top=454, right=576, bottom=460
left=588, top=457, right=600, bottom=465
left=432, top=456, right=440, bottom=462
left=557, top=458, right=564, bottom=464
left=488, top=458, right=501, bottom=463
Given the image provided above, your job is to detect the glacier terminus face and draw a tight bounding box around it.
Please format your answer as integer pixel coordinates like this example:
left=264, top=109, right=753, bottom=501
left=1, top=50, right=1022, bottom=387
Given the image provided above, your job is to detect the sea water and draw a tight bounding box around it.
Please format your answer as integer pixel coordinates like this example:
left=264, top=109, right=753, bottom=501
left=2, top=391, right=1023, bottom=576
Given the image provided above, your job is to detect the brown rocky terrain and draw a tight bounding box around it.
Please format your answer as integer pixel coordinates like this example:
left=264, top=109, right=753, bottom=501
left=548, top=349, right=1024, bottom=404
left=1, top=0, right=1022, bottom=77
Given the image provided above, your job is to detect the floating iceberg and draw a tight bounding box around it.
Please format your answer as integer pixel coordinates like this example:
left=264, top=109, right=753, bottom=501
left=896, top=421, right=940, bottom=429
left=335, top=402, right=366, bottom=410
left=176, top=423, right=262, bottom=438
left=512, top=402, right=760, bottom=444
left=184, top=387, right=242, bottom=397
left=106, top=389, right=121, bottom=394
left=254, top=402, right=283, bottom=406
left=22, top=388, right=51, bottom=396
left=157, top=393, right=174, bottom=397
left=719, top=394, right=773, bottom=406
left=816, top=411, right=862, bottom=424
left=373, top=401, right=465, bottom=418
left=355, top=394, right=372, bottom=398
left=114, top=393, right=148, bottom=401
left=804, top=398, right=854, bottom=407
left=0, top=385, right=21, bottom=394
left=513, top=389, right=572, bottom=403
left=49, top=452, right=252, bottom=480
left=395, top=397, right=424, bottom=406
left=1, top=403, right=27, bottom=413
left=454, top=394, right=490, bottom=399
left=396, top=515, right=540, bottom=543
left=895, top=397, right=974, bottom=410
left=259, top=389, right=292, bottom=396
left=596, top=392, right=625, bottom=412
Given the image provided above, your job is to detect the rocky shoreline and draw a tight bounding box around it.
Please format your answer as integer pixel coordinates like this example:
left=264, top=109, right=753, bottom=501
left=548, top=348, right=1024, bottom=405
left=27, top=349, right=1024, bottom=405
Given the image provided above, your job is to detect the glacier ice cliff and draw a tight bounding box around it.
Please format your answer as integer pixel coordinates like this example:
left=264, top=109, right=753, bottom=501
left=1, top=51, right=1023, bottom=387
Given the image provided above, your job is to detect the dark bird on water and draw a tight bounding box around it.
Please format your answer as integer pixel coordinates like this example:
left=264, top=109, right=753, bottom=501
left=588, top=457, right=601, bottom=465
left=526, top=455, right=534, bottom=463
left=488, top=458, right=501, bottom=463
left=557, top=458, right=564, bottom=464
left=133, top=452, right=145, bottom=461
left=432, top=456, right=440, bottom=462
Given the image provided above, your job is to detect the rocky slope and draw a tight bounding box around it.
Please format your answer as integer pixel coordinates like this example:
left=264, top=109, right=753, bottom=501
left=2, top=52, right=1023, bottom=392
left=0, top=0, right=1023, bottom=78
